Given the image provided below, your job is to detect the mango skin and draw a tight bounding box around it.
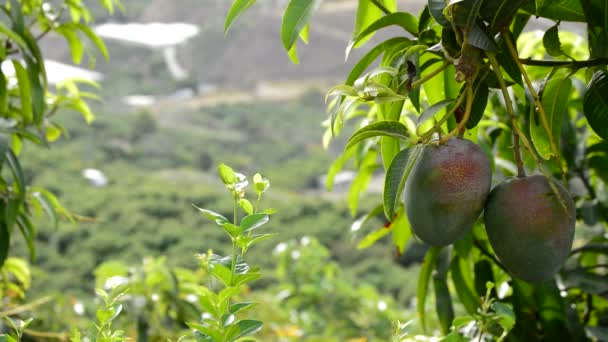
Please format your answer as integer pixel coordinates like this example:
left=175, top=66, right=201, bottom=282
left=484, top=175, right=575, bottom=283
left=404, top=138, right=492, bottom=246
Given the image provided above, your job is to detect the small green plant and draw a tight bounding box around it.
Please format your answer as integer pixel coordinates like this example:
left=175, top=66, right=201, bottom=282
left=188, top=163, right=275, bottom=342
left=447, top=282, right=515, bottom=342
left=71, top=285, right=129, bottom=342
left=0, top=317, right=33, bottom=342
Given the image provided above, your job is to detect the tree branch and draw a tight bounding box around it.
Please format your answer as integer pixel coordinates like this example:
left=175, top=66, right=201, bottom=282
left=519, top=57, right=608, bottom=68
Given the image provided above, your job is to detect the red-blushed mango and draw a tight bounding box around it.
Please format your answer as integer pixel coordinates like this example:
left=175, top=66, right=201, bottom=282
left=404, top=138, right=492, bottom=245
left=484, top=175, right=575, bottom=283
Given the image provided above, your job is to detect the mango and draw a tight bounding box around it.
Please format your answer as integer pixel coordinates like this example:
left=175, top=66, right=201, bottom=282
left=404, top=138, right=492, bottom=245
left=484, top=175, right=575, bottom=282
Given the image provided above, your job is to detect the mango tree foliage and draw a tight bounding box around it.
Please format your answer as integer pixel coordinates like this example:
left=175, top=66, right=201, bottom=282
left=0, top=0, right=121, bottom=267
left=227, top=0, right=608, bottom=340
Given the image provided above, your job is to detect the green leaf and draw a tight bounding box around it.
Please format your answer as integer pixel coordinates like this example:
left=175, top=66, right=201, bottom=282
left=348, top=150, right=379, bottom=216
left=346, top=13, right=418, bottom=59
left=17, top=213, right=36, bottom=261
left=6, top=149, right=25, bottom=204
left=239, top=233, right=276, bottom=252
left=561, top=268, right=608, bottom=295
left=352, top=0, right=396, bottom=47
left=56, top=24, right=84, bottom=64
left=357, top=227, right=391, bottom=249
left=526, top=0, right=586, bottom=21
left=466, top=79, right=489, bottom=129
left=350, top=204, right=384, bottom=232
left=543, top=25, right=563, bottom=57
left=222, top=223, right=243, bottom=238
left=345, top=121, right=409, bottom=150
left=417, top=246, right=442, bottom=333
left=450, top=256, right=480, bottom=316
left=533, top=282, right=570, bottom=340
left=467, top=23, right=497, bottom=51
left=230, top=302, right=256, bottom=315
left=530, top=77, right=572, bottom=159
left=383, top=146, right=422, bottom=220
left=0, top=222, right=9, bottom=267
left=77, top=23, right=110, bottom=61
left=209, top=263, right=233, bottom=286
left=218, top=163, right=237, bottom=185
left=325, top=148, right=355, bottom=191
left=428, top=0, right=450, bottom=26
left=225, top=0, right=257, bottom=34
left=439, top=332, right=468, bottom=342
left=434, top=275, right=455, bottom=335
left=230, top=320, right=263, bottom=340
left=346, top=37, right=413, bottom=86
left=0, top=22, right=28, bottom=48
left=233, top=271, right=261, bottom=286
left=239, top=199, right=253, bottom=215
left=240, top=214, right=269, bottom=232
left=281, top=0, right=320, bottom=55
left=193, top=205, right=230, bottom=225
left=380, top=136, right=400, bottom=170
left=32, top=191, right=58, bottom=228
left=417, top=99, right=453, bottom=128
left=24, top=56, right=44, bottom=125
left=496, top=32, right=522, bottom=86
left=584, top=71, right=608, bottom=140
left=12, top=60, right=32, bottom=123
left=491, top=302, right=516, bottom=336
left=391, top=208, right=412, bottom=253
left=581, top=0, right=608, bottom=58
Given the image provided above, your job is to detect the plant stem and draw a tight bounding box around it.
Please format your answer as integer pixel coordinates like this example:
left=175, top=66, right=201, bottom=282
left=487, top=52, right=527, bottom=177
left=503, top=32, right=566, bottom=182
left=519, top=57, right=608, bottom=68
left=488, top=52, right=571, bottom=215
left=369, top=0, right=391, bottom=15
left=230, top=196, right=238, bottom=286
left=410, top=62, right=451, bottom=89
left=418, top=87, right=467, bottom=141
left=24, top=329, right=69, bottom=341
left=440, top=82, right=473, bottom=143
left=0, top=296, right=53, bottom=317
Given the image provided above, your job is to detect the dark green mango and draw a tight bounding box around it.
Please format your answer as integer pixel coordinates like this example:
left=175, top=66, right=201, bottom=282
left=484, top=175, right=575, bottom=283
left=404, top=138, right=492, bottom=245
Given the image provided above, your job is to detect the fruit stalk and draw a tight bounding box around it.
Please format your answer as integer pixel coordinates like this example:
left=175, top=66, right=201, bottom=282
left=486, top=52, right=526, bottom=177
left=418, top=88, right=467, bottom=141
left=440, top=82, right=473, bottom=143
left=410, top=62, right=451, bottom=90
left=503, top=32, right=566, bottom=182
left=487, top=52, right=571, bottom=215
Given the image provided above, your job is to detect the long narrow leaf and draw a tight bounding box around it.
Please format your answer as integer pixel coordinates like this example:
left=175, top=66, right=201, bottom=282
left=225, top=0, right=257, bottom=34
left=345, top=121, right=409, bottom=150
left=417, top=246, right=442, bottom=333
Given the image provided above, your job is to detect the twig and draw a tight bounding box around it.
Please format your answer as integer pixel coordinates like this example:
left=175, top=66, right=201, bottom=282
left=519, top=57, right=608, bottom=68
left=24, top=329, right=69, bottom=341
left=0, top=296, right=53, bottom=317
left=410, top=62, right=451, bottom=89
left=369, top=0, right=391, bottom=15
left=488, top=51, right=570, bottom=216
left=417, top=87, right=468, bottom=141
left=487, top=52, right=526, bottom=177
left=503, top=32, right=566, bottom=183
left=440, top=82, right=473, bottom=143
